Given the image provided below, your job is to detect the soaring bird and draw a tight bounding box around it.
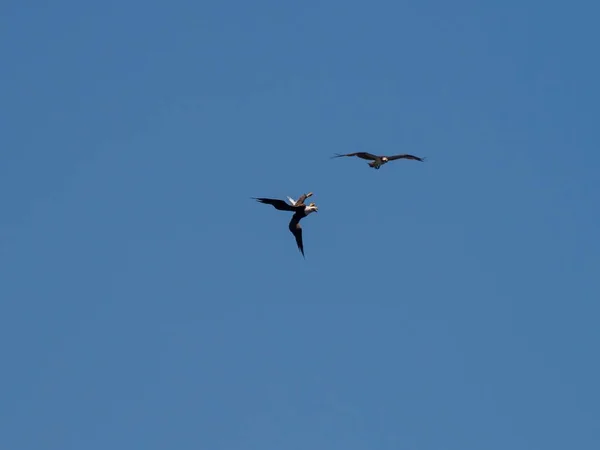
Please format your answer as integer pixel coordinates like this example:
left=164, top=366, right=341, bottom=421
left=253, top=192, right=318, bottom=258
left=332, top=152, right=426, bottom=170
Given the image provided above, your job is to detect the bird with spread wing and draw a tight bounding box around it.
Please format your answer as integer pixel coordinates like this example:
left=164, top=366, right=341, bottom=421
left=253, top=192, right=318, bottom=258
left=332, top=152, right=426, bottom=170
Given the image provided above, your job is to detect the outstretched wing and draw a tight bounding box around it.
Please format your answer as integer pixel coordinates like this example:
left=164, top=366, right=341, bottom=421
left=331, top=152, right=379, bottom=161
left=288, top=214, right=305, bottom=258
left=386, top=154, right=426, bottom=162
left=253, top=197, right=299, bottom=212
left=294, top=192, right=313, bottom=206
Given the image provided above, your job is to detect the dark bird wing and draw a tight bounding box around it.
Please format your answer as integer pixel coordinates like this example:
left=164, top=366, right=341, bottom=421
left=253, top=197, right=300, bottom=212
left=331, top=152, right=379, bottom=161
left=386, top=153, right=426, bottom=162
left=294, top=192, right=313, bottom=206
left=288, top=214, right=305, bottom=257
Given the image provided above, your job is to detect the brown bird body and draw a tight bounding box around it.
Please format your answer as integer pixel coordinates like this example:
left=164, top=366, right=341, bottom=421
left=332, top=152, right=426, bottom=169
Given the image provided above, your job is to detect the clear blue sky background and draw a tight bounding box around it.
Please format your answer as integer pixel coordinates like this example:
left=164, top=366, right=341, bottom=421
left=1, top=1, right=599, bottom=449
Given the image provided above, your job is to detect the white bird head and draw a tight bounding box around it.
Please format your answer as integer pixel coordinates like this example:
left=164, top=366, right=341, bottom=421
left=306, top=202, right=318, bottom=213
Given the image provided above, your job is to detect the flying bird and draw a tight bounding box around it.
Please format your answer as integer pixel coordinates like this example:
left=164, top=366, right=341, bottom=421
left=332, top=152, right=426, bottom=170
left=253, top=192, right=318, bottom=258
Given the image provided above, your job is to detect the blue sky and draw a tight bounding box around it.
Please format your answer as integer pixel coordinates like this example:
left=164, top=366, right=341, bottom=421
left=1, top=0, right=599, bottom=449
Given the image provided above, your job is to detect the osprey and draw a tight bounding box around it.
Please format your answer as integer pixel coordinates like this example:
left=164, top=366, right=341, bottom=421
left=253, top=192, right=318, bottom=258
left=332, top=152, right=426, bottom=170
